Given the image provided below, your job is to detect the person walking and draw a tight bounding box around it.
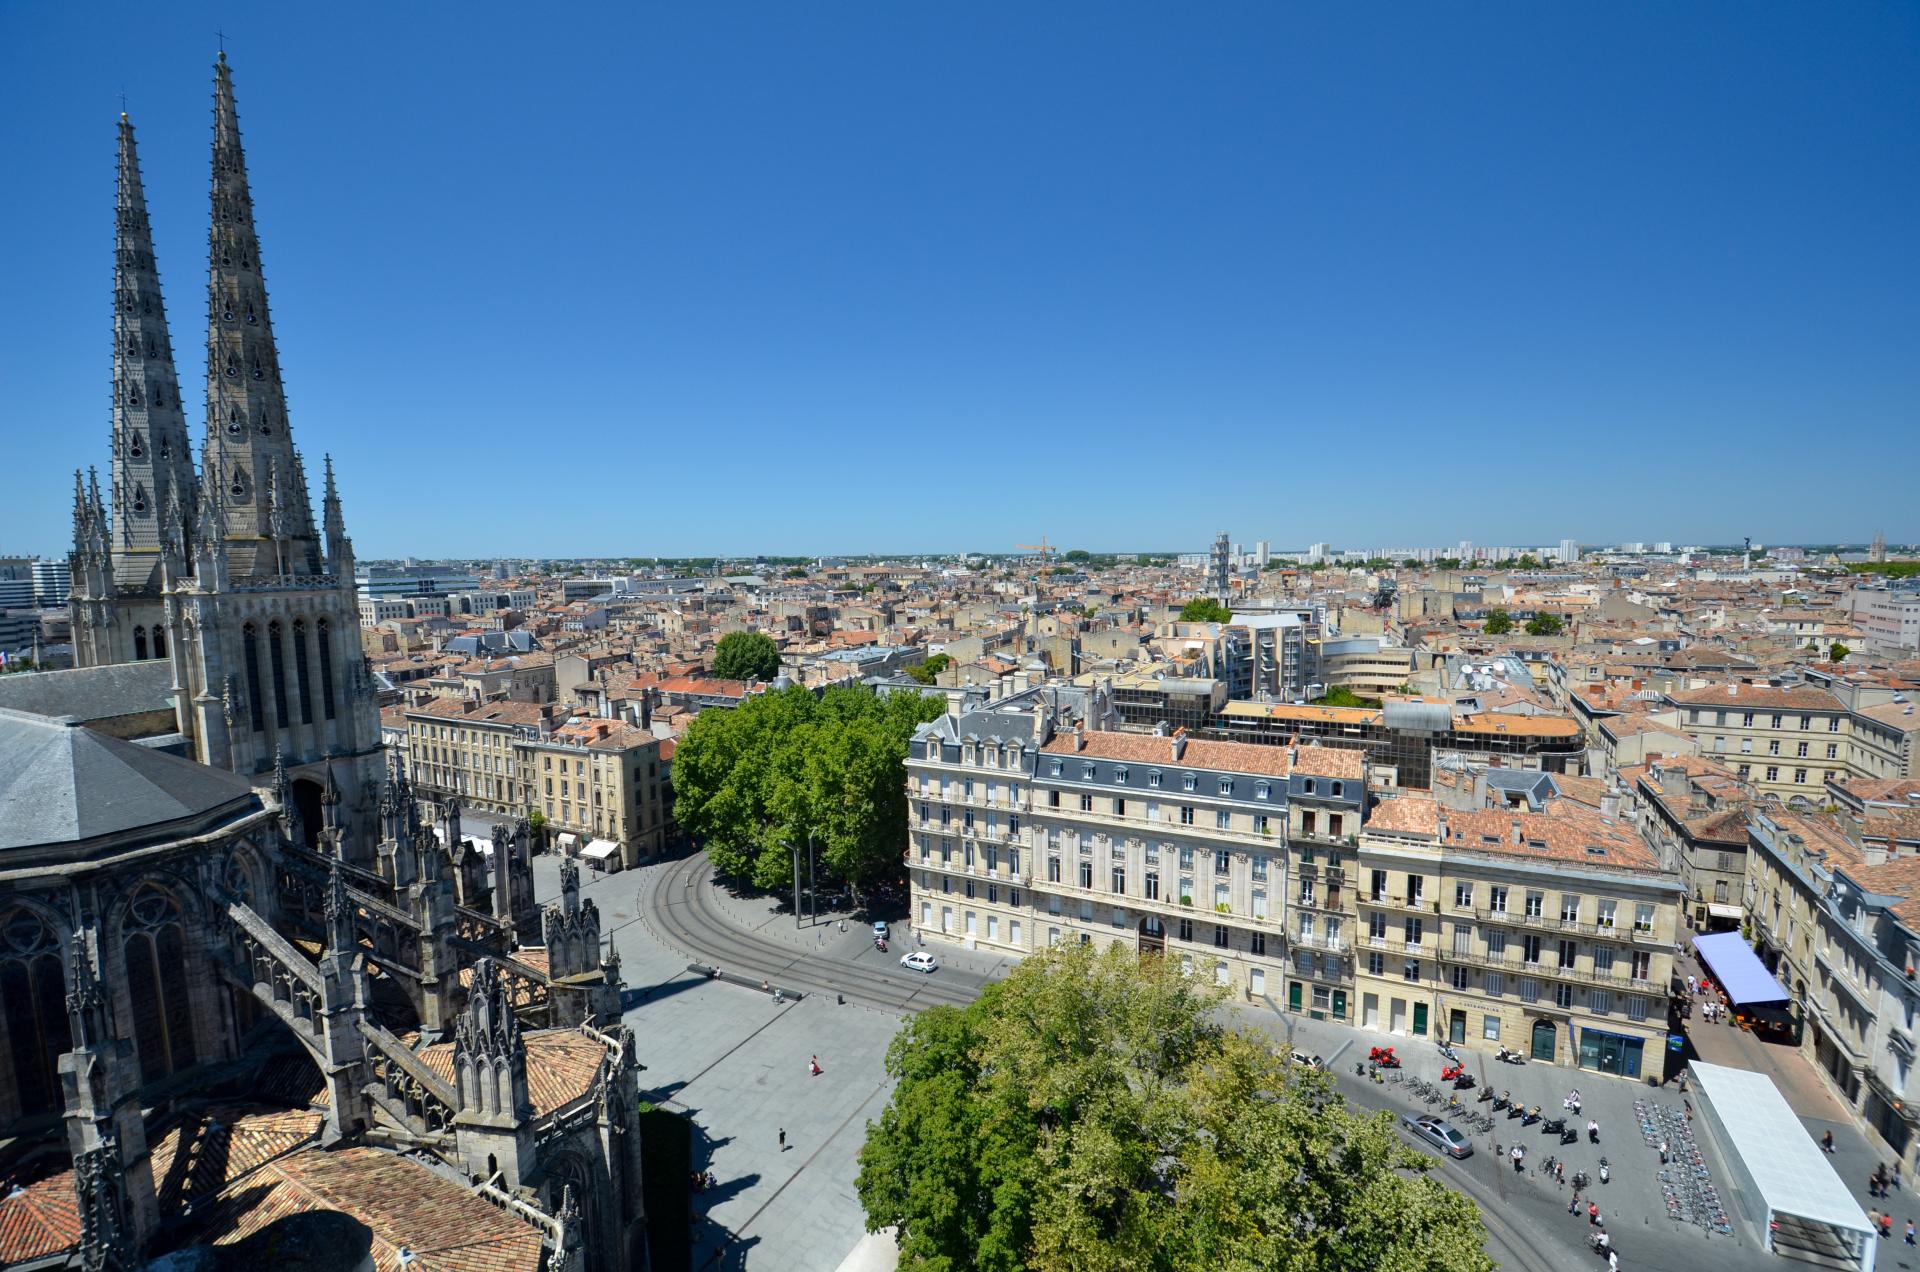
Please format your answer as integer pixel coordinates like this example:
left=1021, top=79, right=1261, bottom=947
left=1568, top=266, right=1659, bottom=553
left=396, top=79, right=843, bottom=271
left=1870, top=1209, right=1882, bottom=1237
left=1588, top=1201, right=1600, bottom=1226
left=810, top=1054, right=822, bottom=1076
left=1588, top=1118, right=1600, bottom=1144
left=1822, top=1130, right=1836, bottom=1154
left=1511, top=1144, right=1525, bottom=1173
left=1659, top=1138, right=1670, bottom=1165
left=1607, top=1250, right=1618, bottom=1272
left=1882, top=1214, right=1894, bottom=1241
left=1871, top=1173, right=1883, bottom=1200
left=779, top=1128, right=788, bottom=1152
left=1905, top=1218, right=1915, bottom=1245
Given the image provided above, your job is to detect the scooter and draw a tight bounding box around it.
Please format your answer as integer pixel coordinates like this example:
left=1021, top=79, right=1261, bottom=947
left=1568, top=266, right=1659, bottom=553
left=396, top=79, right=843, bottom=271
left=1507, top=1100, right=1526, bottom=1120
left=1441, top=1062, right=1466, bottom=1082
left=1453, top=1072, right=1477, bottom=1090
left=1598, top=1157, right=1610, bottom=1185
left=1491, top=1092, right=1511, bottom=1112
left=1560, top=1126, right=1579, bottom=1145
left=1476, top=1085, right=1495, bottom=1103
left=1520, top=1106, right=1542, bottom=1127
left=1368, top=1046, right=1401, bottom=1068
left=1495, top=1046, right=1527, bottom=1065
left=1587, top=1233, right=1611, bottom=1256
left=875, top=937, right=888, bottom=952
left=1543, top=1116, right=1567, bottom=1136
left=1437, top=1041, right=1460, bottom=1063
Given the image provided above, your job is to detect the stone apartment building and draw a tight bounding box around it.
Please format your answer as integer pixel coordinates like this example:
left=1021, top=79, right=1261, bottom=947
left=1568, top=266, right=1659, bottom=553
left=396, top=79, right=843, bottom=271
left=1664, top=680, right=1917, bottom=800
left=904, top=698, right=1365, bottom=1007
left=1624, top=755, right=1752, bottom=930
left=1356, top=796, right=1682, bottom=1079
left=1745, top=806, right=1920, bottom=1176
left=402, top=698, right=667, bottom=869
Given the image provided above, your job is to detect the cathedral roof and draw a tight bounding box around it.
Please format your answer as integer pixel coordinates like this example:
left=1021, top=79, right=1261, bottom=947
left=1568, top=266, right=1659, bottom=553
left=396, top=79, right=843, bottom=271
left=0, top=707, right=257, bottom=852
left=0, top=659, right=176, bottom=727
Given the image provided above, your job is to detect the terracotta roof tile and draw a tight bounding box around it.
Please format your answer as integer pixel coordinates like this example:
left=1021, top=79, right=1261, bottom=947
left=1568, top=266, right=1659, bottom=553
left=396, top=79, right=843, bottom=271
left=1041, top=731, right=1364, bottom=780
left=417, top=1027, right=605, bottom=1117
left=0, top=1164, right=80, bottom=1264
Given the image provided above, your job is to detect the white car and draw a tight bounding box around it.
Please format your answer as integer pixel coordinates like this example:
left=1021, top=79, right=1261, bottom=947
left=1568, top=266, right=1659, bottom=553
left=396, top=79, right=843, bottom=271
left=899, top=951, right=938, bottom=973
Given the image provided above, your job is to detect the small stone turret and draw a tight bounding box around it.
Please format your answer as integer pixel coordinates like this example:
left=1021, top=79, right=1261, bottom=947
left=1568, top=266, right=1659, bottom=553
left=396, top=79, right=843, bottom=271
left=453, top=958, right=535, bottom=1187
left=58, top=929, right=157, bottom=1259
left=542, top=860, right=621, bottom=1026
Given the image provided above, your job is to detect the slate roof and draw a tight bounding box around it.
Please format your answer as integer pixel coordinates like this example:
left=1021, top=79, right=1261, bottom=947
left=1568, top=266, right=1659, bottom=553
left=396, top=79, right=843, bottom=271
left=0, top=708, right=257, bottom=852
left=0, top=659, right=175, bottom=723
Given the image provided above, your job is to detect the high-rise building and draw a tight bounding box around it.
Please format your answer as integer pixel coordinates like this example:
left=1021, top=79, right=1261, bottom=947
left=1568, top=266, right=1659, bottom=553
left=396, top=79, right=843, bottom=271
left=1254, top=539, right=1271, bottom=566
left=1209, top=531, right=1231, bottom=600
left=1307, top=542, right=1330, bottom=564
left=1559, top=538, right=1580, bottom=565
left=68, top=56, right=383, bottom=852
left=30, top=558, right=71, bottom=607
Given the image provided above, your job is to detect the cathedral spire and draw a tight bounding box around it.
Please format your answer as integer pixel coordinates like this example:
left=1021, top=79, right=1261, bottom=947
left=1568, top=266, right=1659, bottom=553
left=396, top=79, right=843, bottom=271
left=204, top=52, right=318, bottom=579
left=108, top=112, right=198, bottom=593
left=322, top=454, right=354, bottom=577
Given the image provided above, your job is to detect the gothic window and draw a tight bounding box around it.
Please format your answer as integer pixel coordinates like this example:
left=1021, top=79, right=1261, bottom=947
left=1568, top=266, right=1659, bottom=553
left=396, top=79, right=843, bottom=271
left=244, top=303, right=257, bottom=326
left=131, top=483, right=148, bottom=515
left=152, top=626, right=166, bottom=659
left=292, top=620, right=313, bottom=724
left=222, top=303, right=235, bottom=322
left=317, top=620, right=337, bottom=721
left=134, top=627, right=149, bottom=660
left=268, top=621, right=290, bottom=729
left=0, top=909, right=70, bottom=1119
left=227, top=408, right=243, bottom=435
left=128, top=431, right=143, bottom=458
left=223, top=355, right=238, bottom=379
left=127, top=382, right=141, bottom=405
left=243, top=622, right=265, bottom=732
left=249, top=361, right=263, bottom=381
left=259, top=414, right=272, bottom=436
left=230, top=466, right=246, bottom=500
left=121, top=886, right=196, bottom=1084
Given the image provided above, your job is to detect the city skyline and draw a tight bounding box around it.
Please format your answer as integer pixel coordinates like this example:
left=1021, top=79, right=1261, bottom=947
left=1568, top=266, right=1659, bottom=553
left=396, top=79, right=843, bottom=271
left=2, top=4, right=1916, bottom=558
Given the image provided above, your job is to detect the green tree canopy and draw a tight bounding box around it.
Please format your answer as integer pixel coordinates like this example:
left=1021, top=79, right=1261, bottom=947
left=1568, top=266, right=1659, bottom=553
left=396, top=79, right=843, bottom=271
left=783, top=566, right=810, bottom=579
left=1177, top=598, right=1233, bottom=623
left=1524, top=613, right=1564, bottom=636
left=673, top=685, right=947, bottom=895
left=1402, top=558, right=1422, bottom=569
left=1310, top=686, right=1380, bottom=709
left=712, top=630, right=781, bottom=681
left=1829, top=641, right=1850, bottom=663
left=903, top=653, right=951, bottom=685
left=1482, top=608, right=1513, bottom=635
left=1064, top=549, right=1093, bottom=562
left=858, top=943, right=1495, bottom=1272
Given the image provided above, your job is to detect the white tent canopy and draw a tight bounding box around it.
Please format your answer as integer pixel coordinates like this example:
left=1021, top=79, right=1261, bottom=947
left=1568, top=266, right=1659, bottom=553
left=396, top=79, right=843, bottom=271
left=1689, top=1060, right=1876, bottom=1270
left=581, top=839, right=619, bottom=861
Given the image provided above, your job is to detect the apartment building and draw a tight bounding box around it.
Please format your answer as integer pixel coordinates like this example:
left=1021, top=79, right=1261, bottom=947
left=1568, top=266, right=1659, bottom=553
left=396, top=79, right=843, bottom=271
left=402, top=698, right=667, bottom=869
left=904, top=700, right=1365, bottom=1004
left=1357, top=796, right=1681, bottom=1079
left=1665, top=681, right=1917, bottom=799
left=1625, top=755, right=1752, bottom=931
left=1745, top=808, right=1920, bottom=1175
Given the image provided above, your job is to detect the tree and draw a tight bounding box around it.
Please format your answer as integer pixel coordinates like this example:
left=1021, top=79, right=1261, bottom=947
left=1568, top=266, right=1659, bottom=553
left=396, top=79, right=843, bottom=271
left=1482, top=608, right=1513, bottom=635
left=1524, top=613, right=1564, bottom=636
left=673, top=685, right=946, bottom=896
left=1402, top=558, right=1422, bottom=568
left=712, top=630, right=781, bottom=681
left=857, top=943, right=1494, bottom=1272
left=1311, top=686, right=1380, bottom=709
left=783, top=566, right=810, bottom=579
left=902, top=653, right=951, bottom=685
left=1829, top=641, right=1850, bottom=663
left=1065, top=549, right=1092, bottom=562
left=1517, top=553, right=1541, bottom=569
left=1136, top=554, right=1153, bottom=567
left=1178, top=598, right=1232, bottom=623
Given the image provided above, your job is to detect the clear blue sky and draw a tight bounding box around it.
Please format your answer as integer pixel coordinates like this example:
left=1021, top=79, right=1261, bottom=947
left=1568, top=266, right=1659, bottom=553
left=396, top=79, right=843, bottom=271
left=2, top=2, right=1915, bottom=559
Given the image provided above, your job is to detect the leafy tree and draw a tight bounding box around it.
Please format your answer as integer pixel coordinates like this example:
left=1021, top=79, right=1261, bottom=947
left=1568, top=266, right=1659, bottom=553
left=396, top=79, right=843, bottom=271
left=1524, top=613, right=1564, bottom=636
left=858, top=943, right=1495, bottom=1272
left=1829, top=641, right=1850, bottom=663
left=1517, top=553, right=1541, bottom=569
left=712, top=630, right=781, bottom=681
left=1482, top=608, right=1513, bottom=635
left=1065, top=549, right=1093, bottom=562
left=1435, top=557, right=1462, bottom=570
left=673, top=686, right=946, bottom=896
left=1136, top=554, right=1154, bottom=567
left=1402, top=558, right=1422, bottom=569
left=903, top=653, right=951, bottom=685
left=783, top=566, right=810, bottom=579
left=1178, top=598, right=1232, bottom=623
left=1310, top=686, right=1380, bottom=709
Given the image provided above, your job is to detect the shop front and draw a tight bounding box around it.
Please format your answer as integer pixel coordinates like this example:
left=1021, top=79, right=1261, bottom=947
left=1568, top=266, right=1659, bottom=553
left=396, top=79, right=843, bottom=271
left=1576, top=1026, right=1647, bottom=1080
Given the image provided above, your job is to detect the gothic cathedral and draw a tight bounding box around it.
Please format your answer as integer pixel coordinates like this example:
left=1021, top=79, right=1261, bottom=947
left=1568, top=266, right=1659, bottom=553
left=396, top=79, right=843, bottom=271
left=70, top=53, right=383, bottom=855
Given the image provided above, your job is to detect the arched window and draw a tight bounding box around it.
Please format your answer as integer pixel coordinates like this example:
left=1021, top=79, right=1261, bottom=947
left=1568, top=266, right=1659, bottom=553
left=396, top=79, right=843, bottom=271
left=152, top=626, right=167, bottom=659
left=0, top=910, right=70, bottom=1120
left=268, top=621, right=290, bottom=729
left=242, top=622, right=265, bottom=733
left=122, top=886, right=196, bottom=1084
left=317, top=620, right=337, bottom=721
left=292, top=620, right=313, bottom=724
left=133, top=627, right=149, bottom=660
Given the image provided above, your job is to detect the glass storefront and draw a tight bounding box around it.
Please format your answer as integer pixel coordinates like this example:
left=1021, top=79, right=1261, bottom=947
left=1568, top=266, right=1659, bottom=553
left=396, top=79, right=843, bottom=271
left=1577, top=1028, right=1644, bottom=1079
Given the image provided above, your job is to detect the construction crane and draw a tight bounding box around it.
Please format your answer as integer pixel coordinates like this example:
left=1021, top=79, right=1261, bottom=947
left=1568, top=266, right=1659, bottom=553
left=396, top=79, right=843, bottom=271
left=1015, top=539, right=1055, bottom=573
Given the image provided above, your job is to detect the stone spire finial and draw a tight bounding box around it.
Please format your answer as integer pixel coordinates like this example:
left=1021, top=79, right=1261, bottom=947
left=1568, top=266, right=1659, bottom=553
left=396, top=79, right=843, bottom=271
left=203, top=52, right=318, bottom=578
left=321, top=453, right=354, bottom=578
left=75, top=1130, right=134, bottom=1272
left=108, top=110, right=198, bottom=594
left=65, top=931, right=112, bottom=1049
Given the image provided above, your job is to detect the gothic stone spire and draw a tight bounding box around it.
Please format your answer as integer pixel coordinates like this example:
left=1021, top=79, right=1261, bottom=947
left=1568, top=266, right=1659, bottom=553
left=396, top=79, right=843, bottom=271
left=111, top=113, right=199, bottom=593
left=204, top=52, right=320, bottom=578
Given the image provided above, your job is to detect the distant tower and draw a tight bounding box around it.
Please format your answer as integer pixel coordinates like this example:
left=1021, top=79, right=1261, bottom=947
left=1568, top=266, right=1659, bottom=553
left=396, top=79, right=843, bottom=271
left=70, top=54, right=385, bottom=856
left=1209, top=532, right=1231, bottom=602
left=1871, top=530, right=1887, bottom=563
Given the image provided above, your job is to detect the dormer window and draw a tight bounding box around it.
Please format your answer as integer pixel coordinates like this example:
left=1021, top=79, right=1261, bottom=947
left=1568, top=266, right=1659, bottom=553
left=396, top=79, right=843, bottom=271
left=1218, top=778, right=1232, bottom=796
left=1148, top=771, right=1161, bottom=788
left=1082, top=764, right=1095, bottom=781
left=1183, top=773, right=1197, bottom=792
left=1255, top=782, right=1269, bottom=800
left=1049, top=760, right=1062, bottom=776
left=1114, top=766, right=1128, bottom=783
left=1304, top=779, right=1316, bottom=795
left=1332, top=781, right=1344, bottom=798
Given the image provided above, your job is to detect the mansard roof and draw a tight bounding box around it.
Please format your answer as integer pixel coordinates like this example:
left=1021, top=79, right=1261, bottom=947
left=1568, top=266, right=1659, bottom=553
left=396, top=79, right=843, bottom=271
left=0, top=707, right=257, bottom=853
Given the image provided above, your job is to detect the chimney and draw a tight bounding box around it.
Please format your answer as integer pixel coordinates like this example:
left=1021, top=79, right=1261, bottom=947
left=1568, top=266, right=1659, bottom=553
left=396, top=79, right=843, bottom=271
left=1032, top=708, right=1054, bottom=746
left=1510, top=819, right=1524, bottom=845
left=1172, top=729, right=1187, bottom=762
left=1073, top=725, right=1086, bottom=753
left=1600, top=791, right=1621, bottom=820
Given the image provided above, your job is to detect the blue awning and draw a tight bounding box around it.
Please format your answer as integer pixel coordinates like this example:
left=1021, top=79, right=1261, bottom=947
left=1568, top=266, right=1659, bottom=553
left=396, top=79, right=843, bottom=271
left=1693, top=931, right=1791, bottom=1006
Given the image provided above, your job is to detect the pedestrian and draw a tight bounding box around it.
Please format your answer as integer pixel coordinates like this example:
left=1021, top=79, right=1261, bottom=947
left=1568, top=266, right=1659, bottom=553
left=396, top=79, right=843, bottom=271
left=810, top=1054, right=822, bottom=1076
left=1871, top=1174, right=1883, bottom=1200
left=1887, top=1162, right=1900, bottom=1193
left=1687, top=974, right=1697, bottom=995
left=1569, top=1194, right=1581, bottom=1215
left=1822, top=1130, right=1836, bottom=1154
left=839, top=918, right=846, bottom=934
left=1588, top=1201, right=1600, bottom=1226
left=1906, top=1219, right=1915, bottom=1245
left=1870, top=1209, right=1882, bottom=1236
left=1659, top=1139, right=1669, bottom=1165
left=1883, top=1214, right=1894, bottom=1241
left=1588, top=1118, right=1600, bottom=1144
left=1607, top=1250, right=1618, bottom=1272
left=779, top=1128, right=787, bottom=1152
left=1511, top=1144, right=1525, bottom=1173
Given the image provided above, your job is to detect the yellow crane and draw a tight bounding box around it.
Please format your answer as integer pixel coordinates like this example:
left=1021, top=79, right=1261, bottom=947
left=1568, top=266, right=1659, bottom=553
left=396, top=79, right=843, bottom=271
left=1015, top=539, right=1055, bottom=573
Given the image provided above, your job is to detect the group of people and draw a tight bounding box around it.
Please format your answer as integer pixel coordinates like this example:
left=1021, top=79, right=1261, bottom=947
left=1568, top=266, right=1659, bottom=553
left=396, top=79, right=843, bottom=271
left=1865, top=1209, right=1912, bottom=1243
left=1683, top=972, right=1731, bottom=1025
left=1870, top=1161, right=1901, bottom=1198
left=1571, top=1198, right=1618, bottom=1269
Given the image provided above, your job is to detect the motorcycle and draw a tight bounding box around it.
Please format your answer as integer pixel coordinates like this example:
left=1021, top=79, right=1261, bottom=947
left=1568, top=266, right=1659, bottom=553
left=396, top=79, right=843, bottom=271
left=1437, top=1041, right=1460, bottom=1063
left=1561, top=1126, right=1579, bottom=1145
left=875, top=937, right=888, bottom=952
left=1440, top=1062, right=1465, bottom=1082
left=1476, top=1086, right=1495, bottom=1103
left=1543, top=1116, right=1567, bottom=1136
left=1599, top=1157, right=1610, bottom=1185
left=1507, top=1101, right=1526, bottom=1120
left=1368, top=1046, right=1401, bottom=1068
left=1520, top=1106, right=1542, bottom=1127
left=1571, top=1170, right=1591, bottom=1192
left=1491, top=1092, right=1511, bottom=1112
left=1453, top=1072, right=1477, bottom=1090
left=1495, top=1046, right=1527, bottom=1065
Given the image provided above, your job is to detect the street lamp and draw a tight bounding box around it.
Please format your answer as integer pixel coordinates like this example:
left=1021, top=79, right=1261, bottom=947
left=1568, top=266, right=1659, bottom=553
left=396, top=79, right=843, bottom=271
left=786, top=833, right=817, bottom=928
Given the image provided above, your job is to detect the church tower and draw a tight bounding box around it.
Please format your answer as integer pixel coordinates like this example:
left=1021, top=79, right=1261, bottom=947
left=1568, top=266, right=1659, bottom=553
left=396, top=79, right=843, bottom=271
left=72, top=54, right=385, bottom=856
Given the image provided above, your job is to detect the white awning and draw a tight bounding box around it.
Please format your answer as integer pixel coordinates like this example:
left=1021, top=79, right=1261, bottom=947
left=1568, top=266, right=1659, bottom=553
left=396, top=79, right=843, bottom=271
left=556, top=833, right=579, bottom=848
left=582, top=839, right=619, bottom=860
left=1707, top=903, right=1742, bottom=920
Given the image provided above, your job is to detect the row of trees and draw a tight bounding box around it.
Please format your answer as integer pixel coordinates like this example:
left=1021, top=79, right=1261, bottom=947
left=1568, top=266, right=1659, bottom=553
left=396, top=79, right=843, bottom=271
left=672, top=685, right=947, bottom=898
left=1482, top=608, right=1563, bottom=636
left=858, top=943, right=1494, bottom=1272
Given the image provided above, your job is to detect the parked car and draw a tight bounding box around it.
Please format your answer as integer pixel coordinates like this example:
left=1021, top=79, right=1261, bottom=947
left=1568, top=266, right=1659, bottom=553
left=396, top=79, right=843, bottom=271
left=873, top=920, right=890, bottom=940
left=899, top=951, right=937, bottom=973
left=1401, top=1114, right=1473, bottom=1160
left=1290, top=1050, right=1326, bottom=1069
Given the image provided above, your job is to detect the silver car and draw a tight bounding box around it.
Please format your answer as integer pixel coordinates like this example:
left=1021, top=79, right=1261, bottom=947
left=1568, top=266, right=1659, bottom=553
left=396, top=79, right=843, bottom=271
left=1401, top=1114, right=1473, bottom=1160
